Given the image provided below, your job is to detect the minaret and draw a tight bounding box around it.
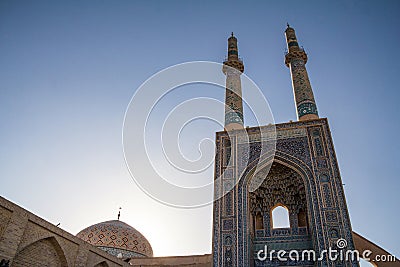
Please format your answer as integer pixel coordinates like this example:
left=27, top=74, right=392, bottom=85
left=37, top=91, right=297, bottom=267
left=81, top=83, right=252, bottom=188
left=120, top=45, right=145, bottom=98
left=285, top=25, right=319, bottom=121
left=222, top=33, right=245, bottom=131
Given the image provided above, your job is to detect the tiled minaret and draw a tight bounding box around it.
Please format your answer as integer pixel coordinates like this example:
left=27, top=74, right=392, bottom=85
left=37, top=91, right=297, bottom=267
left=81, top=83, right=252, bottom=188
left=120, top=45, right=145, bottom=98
left=285, top=25, right=319, bottom=121
left=222, top=33, right=245, bottom=131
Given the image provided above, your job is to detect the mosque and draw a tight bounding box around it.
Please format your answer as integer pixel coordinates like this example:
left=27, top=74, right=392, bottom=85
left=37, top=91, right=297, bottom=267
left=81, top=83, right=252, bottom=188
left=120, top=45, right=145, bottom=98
left=0, top=26, right=398, bottom=267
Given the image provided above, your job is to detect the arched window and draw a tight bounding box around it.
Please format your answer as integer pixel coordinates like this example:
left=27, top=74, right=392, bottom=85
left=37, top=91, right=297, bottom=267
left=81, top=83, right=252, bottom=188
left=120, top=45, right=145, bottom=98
left=271, top=205, right=290, bottom=228
left=255, top=211, right=263, bottom=230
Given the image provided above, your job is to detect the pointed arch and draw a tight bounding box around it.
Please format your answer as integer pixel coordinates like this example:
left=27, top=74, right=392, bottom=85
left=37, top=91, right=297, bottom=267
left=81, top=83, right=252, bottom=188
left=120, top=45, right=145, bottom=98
left=271, top=204, right=290, bottom=229
left=241, top=151, right=318, bottom=227
left=236, top=150, right=322, bottom=266
left=13, top=236, right=68, bottom=267
left=239, top=150, right=315, bottom=193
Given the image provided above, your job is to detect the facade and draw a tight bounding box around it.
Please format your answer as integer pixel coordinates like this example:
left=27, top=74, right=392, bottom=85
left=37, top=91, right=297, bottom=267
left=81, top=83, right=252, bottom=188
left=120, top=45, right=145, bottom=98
left=212, top=119, right=358, bottom=266
left=212, top=25, right=399, bottom=267
left=0, top=26, right=398, bottom=267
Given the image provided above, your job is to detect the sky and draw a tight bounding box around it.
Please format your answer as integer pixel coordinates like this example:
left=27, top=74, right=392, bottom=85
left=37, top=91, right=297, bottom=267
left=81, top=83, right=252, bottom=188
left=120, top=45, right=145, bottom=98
left=0, top=0, right=399, bottom=261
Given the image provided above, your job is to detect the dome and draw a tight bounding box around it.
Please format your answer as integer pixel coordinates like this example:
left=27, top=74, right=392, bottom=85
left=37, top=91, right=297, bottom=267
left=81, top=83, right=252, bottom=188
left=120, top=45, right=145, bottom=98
left=76, top=220, right=153, bottom=258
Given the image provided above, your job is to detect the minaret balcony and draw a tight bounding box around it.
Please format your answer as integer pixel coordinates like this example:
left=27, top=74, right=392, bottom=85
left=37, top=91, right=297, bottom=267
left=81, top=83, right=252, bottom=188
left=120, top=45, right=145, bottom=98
left=222, top=59, right=244, bottom=73
left=284, top=49, right=308, bottom=67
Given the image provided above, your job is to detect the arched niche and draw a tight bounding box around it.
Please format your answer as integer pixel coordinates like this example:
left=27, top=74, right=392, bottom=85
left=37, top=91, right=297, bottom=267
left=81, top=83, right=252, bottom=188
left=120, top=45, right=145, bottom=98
left=13, top=236, right=68, bottom=267
left=236, top=152, right=320, bottom=266
left=249, top=161, right=309, bottom=237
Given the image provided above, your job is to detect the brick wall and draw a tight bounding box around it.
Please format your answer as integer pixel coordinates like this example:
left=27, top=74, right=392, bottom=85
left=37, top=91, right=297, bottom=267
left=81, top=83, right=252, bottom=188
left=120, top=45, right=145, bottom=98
left=0, top=196, right=212, bottom=267
left=0, top=196, right=132, bottom=267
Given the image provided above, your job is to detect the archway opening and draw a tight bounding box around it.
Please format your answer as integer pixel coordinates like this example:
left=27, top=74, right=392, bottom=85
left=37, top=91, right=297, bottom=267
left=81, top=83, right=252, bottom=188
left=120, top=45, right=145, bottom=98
left=271, top=205, right=290, bottom=229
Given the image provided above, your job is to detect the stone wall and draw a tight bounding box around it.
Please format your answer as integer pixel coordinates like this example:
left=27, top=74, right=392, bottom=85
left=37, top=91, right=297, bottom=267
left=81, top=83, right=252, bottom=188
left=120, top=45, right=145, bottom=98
left=129, top=254, right=211, bottom=266
left=0, top=196, right=212, bottom=267
left=0, top=196, right=131, bottom=267
left=3, top=193, right=395, bottom=266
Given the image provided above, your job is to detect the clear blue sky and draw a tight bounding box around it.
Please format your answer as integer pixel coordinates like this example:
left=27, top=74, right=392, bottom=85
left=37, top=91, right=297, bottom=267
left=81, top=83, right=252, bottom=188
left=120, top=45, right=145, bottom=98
left=0, top=0, right=399, bottom=259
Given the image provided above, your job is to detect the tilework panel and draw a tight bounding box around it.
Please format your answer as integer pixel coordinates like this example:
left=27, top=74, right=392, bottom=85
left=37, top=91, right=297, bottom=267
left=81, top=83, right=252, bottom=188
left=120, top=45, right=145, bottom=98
left=76, top=220, right=152, bottom=257
left=213, top=119, right=359, bottom=267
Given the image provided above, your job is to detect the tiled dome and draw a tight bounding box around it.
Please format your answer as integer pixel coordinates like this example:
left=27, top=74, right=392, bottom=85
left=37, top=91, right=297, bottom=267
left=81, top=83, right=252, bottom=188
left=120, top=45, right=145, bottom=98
left=76, top=220, right=153, bottom=258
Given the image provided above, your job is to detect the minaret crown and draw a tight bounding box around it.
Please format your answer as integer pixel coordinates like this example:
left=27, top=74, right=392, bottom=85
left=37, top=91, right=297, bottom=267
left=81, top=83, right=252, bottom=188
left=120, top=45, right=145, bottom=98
left=285, top=26, right=307, bottom=66
left=223, top=33, right=244, bottom=74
